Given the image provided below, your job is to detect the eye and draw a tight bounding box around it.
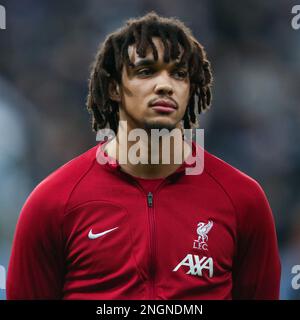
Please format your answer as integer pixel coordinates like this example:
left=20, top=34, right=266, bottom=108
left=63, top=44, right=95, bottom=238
left=173, top=69, right=188, bottom=79
left=136, top=68, right=153, bottom=76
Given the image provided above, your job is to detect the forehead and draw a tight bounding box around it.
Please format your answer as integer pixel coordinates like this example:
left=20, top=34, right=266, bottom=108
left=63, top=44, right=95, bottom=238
left=127, top=36, right=184, bottom=65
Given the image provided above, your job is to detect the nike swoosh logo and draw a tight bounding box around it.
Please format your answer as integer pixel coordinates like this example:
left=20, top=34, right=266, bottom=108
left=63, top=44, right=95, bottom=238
left=88, top=227, right=119, bottom=239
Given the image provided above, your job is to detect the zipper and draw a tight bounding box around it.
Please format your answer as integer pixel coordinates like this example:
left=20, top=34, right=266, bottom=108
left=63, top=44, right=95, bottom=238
left=147, top=192, right=153, bottom=207
left=118, top=171, right=174, bottom=300
left=147, top=191, right=155, bottom=299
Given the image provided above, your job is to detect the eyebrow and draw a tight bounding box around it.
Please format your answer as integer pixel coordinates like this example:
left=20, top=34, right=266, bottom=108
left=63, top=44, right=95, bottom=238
left=130, top=59, right=188, bottom=69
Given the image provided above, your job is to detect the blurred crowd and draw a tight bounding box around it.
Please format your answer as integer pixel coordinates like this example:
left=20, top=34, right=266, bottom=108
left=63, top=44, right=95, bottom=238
left=0, top=0, right=299, bottom=299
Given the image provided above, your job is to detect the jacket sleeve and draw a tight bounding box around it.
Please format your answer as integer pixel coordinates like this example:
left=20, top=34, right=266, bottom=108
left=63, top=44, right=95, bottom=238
left=232, top=181, right=281, bottom=299
left=6, top=183, right=65, bottom=299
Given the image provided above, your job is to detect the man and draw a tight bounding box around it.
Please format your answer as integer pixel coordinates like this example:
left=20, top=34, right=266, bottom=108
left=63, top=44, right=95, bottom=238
left=7, top=12, right=281, bottom=299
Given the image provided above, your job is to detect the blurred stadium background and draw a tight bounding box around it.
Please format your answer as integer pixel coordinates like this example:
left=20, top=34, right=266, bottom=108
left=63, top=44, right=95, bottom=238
left=0, top=0, right=299, bottom=299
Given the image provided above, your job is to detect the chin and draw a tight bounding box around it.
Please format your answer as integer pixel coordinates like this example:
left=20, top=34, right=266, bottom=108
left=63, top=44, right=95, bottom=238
left=144, top=120, right=177, bottom=131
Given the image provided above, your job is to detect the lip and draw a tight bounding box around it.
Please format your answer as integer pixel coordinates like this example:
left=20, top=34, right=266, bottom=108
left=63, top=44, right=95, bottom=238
left=151, top=106, right=176, bottom=113
left=150, top=99, right=177, bottom=113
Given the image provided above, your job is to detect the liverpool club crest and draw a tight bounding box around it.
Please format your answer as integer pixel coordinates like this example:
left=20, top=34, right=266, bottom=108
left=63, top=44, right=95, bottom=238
left=193, top=220, right=213, bottom=251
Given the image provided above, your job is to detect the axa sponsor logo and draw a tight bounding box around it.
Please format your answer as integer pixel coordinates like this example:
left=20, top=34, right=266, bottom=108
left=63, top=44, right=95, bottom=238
left=172, top=254, right=214, bottom=278
left=193, top=220, right=213, bottom=251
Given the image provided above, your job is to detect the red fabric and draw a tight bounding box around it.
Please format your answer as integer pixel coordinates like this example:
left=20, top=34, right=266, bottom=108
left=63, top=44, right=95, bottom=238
left=6, top=140, right=281, bottom=299
left=133, top=176, right=164, bottom=193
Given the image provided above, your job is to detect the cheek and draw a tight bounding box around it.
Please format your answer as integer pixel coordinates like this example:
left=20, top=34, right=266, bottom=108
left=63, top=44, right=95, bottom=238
left=177, top=83, right=190, bottom=104
left=122, top=81, right=152, bottom=106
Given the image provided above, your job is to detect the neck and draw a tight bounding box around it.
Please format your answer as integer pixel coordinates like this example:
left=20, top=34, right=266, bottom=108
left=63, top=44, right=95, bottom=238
left=104, top=124, right=192, bottom=179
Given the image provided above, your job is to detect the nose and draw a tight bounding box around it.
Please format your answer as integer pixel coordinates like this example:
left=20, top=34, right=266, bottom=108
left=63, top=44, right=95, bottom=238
left=154, top=74, right=174, bottom=96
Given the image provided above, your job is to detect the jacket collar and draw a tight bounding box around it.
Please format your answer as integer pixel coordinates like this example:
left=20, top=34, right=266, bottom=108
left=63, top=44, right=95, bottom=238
left=95, top=138, right=203, bottom=178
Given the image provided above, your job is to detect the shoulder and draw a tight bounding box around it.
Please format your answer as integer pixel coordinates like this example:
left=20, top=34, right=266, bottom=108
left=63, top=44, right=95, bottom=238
left=19, top=144, right=99, bottom=222
left=203, top=150, right=270, bottom=217
left=203, top=150, right=276, bottom=237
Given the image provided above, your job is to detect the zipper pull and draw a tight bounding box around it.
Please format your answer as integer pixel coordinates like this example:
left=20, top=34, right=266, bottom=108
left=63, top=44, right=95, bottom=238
left=147, top=192, right=153, bottom=207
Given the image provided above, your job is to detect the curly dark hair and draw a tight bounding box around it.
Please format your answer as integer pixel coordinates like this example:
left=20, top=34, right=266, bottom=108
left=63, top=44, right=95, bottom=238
left=86, top=11, right=213, bottom=133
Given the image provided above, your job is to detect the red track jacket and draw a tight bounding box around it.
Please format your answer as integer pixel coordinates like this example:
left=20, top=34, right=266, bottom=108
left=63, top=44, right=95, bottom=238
left=6, top=140, right=281, bottom=299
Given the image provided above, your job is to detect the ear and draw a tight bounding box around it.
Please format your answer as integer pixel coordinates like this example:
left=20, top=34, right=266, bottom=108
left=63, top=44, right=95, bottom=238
left=108, top=80, right=121, bottom=102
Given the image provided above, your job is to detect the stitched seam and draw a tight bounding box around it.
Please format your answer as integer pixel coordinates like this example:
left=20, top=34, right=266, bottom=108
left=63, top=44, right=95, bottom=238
left=203, top=167, right=240, bottom=262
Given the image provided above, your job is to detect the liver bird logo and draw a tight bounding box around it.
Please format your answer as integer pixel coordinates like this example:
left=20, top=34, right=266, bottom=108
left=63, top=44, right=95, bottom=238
left=193, top=220, right=213, bottom=250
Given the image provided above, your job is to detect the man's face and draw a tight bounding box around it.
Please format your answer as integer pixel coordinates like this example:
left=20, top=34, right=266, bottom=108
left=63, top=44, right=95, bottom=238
left=115, top=37, right=190, bottom=132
